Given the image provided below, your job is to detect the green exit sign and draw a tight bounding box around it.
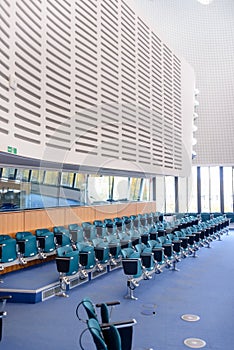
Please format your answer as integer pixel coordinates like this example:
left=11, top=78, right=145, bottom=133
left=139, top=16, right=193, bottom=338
left=7, top=146, right=17, bottom=155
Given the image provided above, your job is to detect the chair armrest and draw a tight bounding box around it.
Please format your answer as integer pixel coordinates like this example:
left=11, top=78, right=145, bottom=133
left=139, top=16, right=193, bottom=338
left=101, top=318, right=137, bottom=329
left=96, top=300, right=120, bottom=308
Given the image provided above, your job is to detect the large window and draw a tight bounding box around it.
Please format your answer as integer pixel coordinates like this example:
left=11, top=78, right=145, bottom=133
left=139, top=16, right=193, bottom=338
left=31, top=169, right=44, bottom=184
left=165, top=176, right=175, bottom=213
left=188, top=167, right=197, bottom=213
left=178, top=176, right=188, bottom=213
left=156, top=176, right=165, bottom=213
left=210, top=166, right=220, bottom=212
left=129, top=178, right=141, bottom=201
left=141, top=178, right=150, bottom=201
left=61, top=172, right=74, bottom=187
left=1, top=168, right=16, bottom=179
left=88, top=175, right=111, bottom=203
left=200, top=167, right=210, bottom=212
left=1, top=164, right=234, bottom=213
left=223, top=167, right=233, bottom=212
left=16, top=169, right=30, bottom=182
left=74, top=174, right=86, bottom=190
left=43, top=171, right=59, bottom=186
left=113, top=177, right=129, bottom=201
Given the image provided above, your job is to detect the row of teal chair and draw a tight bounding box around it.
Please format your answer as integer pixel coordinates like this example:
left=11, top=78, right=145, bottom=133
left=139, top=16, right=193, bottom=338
left=120, top=214, right=230, bottom=300
left=0, top=229, right=58, bottom=266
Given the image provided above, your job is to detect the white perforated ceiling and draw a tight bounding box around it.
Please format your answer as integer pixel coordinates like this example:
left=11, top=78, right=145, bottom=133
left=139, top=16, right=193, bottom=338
left=130, top=0, right=234, bottom=166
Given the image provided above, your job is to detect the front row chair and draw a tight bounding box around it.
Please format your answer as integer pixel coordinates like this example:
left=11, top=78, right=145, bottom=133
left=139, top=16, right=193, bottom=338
left=84, top=318, right=121, bottom=350
left=0, top=235, right=17, bottom=263
left=55, top=246, right=80, bottom=297
left=35, top=228, right=56, bottom=254
left=15, top=231, right=38, bottom=263
left=77, top=297, right=136, bottom=350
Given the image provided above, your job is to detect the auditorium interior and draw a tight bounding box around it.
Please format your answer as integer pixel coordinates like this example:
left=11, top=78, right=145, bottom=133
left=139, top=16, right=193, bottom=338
left=0, top=0, right=234, bottom=349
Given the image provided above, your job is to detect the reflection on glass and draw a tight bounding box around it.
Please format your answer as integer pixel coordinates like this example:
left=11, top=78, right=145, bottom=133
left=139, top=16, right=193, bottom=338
left=129, top=178, right=141, bottom=201
left=5, top=164, right=234, bottom=213
left=156, top=176, right=165, bottom=213
left=31, top=169, right=44, bottom=184
left=223, top=167, right=233, bottom=212
left=210, top=166, right=220, bottom=212
left=188, top=167, right=197, bottom=213
left=113, top=177, right=129, bottom=201
left=74, top=173, right=86, bottom=189
left=178, top=176, right=188, bottom=213
left=16, top=169, right=30, bottom=182
left=165, top=176, right=175, bottom=213
left=61, top=172, right=74, bottom=187
left=44, top=171, right=59, bottom=186
left=200, top=167, right=210, bottom=212
left=88, top=175, right=111, bottom=203
left=141, top=179, right=150, bottom=201
left=1, top=167, right=16, bottom=179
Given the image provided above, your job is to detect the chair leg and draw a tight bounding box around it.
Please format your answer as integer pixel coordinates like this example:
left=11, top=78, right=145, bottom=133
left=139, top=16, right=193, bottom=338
left=0, top=317, right=2, bottom=342
left=125, top=280, right=139, bottom=300
left=0, top=312, right=7, bottom=342
left=56, top=273, right=70, bottom=298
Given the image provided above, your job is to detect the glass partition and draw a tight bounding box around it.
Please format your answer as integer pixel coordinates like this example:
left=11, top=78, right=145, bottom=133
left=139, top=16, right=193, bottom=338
left=61, top=172, right=74, bottom=187
left=31, top=169, right=44, bottom=184
left=141, top=178, right=150, bottom=201
left=1, top=164, right=233, bottom=213
left=129, top=178, right=141, bottom=201
left=113, top=177, right=129, bottom=201
left=88, top=175, right=112, bottom=204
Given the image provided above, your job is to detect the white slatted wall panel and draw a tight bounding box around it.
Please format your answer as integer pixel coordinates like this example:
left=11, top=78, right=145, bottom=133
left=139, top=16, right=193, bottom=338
left=0, top=0, right=11, bottom=136
left=45, top=0, right=72, bottom=152
left=151, top=32, right=163, bottom=168
left=120, top=1, right=137, bottom=163
left=74, top=0, right=99, bottom=157
left=14, top=0, right=42, bottom=146
left=137, top=18, right=151, bottom=166
left=0, top=0, right=194, bottom=176
left=100, top=0, right=120, bottom=160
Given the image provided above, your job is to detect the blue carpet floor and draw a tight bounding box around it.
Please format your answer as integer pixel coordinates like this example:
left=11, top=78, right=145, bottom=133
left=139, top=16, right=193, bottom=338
left=1, top=231, right=234, bottom=350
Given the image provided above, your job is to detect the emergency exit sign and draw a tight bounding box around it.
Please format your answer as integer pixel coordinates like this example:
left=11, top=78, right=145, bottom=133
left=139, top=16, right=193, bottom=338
left=7, top=146, right=18, bottom=155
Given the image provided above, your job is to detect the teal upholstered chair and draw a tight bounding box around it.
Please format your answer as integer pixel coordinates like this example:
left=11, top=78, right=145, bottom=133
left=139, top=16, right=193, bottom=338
left=35, top=228, right=56, bottom=253
left=15, top=231, right=38, bottom=258
left=0, top=235, right=17, bottom=263
left=87, top=318, right=121, bottom=350
left=56, top=245, right=79, bottom=276
left=53, top=226, right=71, bottom=246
